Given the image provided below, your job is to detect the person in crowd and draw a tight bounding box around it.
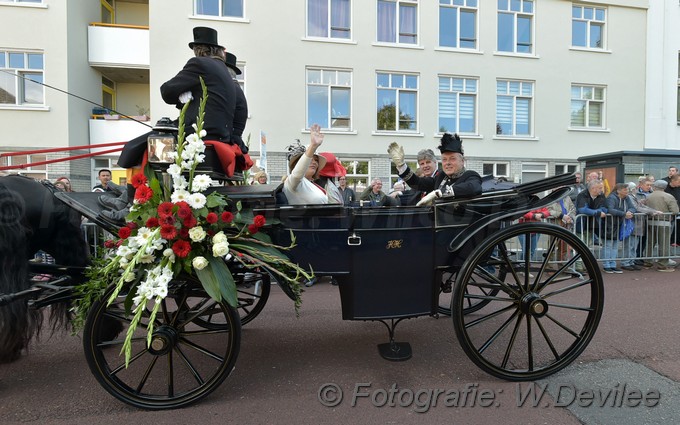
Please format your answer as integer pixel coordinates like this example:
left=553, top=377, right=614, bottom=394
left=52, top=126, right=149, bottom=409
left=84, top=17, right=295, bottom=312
left=663, top=173, right=680, bottom=246
left=282, top=124, right=328, bottom=205
left=252, top=171, right=268, bottom=185
left=547, top=193, right=576, bottom=270
left=601, top=183, right=635, bottom=273
left=55, top=176, right=73, bottom=192
left=637, top=176, right=653, bottom=200
left=626, top=182, right=662, bottom=269
left=54, top=180, right=67, bottom=191
left=336, top=175, right=356, bottom=206
left=662, top=166, right=678, bottom=184
left=92, top=169, right=114, bottom=192
left=360, top=178, right=398, bottom=207
left=317, top=152, right=345, bottom=204
left=388, top=133, right=482, bottom=206
left=575, top=179, right=607, bottom=249
left=517, top=207, right=550, bottom=263
left=569, top=172, right=585, bottom=202
left=646, top=179, right=679, bottom=271
left=597, top=170, right=611, bottom=196
left=417, top=149, right=440, bottom=178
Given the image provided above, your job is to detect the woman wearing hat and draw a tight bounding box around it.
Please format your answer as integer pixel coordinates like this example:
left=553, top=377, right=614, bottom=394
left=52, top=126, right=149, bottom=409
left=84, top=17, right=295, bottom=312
left=283, top=124, right=328, bottom=205
left=388, top=133, right=482, bottom=206
left=317, top=152, right=345, bottom=204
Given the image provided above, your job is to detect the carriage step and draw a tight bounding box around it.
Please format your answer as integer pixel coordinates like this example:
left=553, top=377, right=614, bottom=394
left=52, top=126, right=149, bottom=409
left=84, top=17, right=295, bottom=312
left=378, top=341, right=412, bottom=361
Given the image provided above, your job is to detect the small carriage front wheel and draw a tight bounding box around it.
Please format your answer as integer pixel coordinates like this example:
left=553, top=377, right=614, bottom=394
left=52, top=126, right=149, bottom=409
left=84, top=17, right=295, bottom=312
left=452, top=222, right=604, bottom=381
left=83, top=279, right=241, bottom=409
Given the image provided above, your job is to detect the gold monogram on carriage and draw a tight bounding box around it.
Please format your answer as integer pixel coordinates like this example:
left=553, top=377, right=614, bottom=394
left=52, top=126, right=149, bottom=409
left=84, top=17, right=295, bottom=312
left=386, top=239, right=403, bottom=249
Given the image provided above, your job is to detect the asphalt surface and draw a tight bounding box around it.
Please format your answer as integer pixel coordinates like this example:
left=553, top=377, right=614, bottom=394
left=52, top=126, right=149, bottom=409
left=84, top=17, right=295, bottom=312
left=1, top=269, right=678, bottom=425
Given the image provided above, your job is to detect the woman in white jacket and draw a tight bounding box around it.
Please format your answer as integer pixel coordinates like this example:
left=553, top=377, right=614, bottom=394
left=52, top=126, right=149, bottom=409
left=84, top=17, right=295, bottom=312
left=283, top=124, right=328, bottom=205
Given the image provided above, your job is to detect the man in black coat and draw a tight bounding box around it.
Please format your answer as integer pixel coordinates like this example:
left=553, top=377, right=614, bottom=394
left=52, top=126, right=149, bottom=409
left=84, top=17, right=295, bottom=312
left=224, top=52, right=249, bottom=156
left=160, top=27, right=235, bottom=143
left=387, top=133, right=482, bottom=205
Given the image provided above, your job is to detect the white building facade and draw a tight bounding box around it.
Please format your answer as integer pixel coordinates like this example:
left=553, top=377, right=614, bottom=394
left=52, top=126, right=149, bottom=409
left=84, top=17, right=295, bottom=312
left=1, top=0, right=670, bottom=190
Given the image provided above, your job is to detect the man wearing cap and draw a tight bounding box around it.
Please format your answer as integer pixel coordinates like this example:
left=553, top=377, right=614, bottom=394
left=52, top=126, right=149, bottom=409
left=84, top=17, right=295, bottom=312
left=283, top=124, right=328, bottom=205
left=646, top=179, right=679, bottom=271
left=387, top=133, right=482, bottom=206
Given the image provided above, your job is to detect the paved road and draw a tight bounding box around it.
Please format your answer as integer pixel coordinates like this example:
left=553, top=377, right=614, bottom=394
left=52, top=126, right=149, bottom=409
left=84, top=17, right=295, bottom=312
left=1, top=269, right=678, bottom=425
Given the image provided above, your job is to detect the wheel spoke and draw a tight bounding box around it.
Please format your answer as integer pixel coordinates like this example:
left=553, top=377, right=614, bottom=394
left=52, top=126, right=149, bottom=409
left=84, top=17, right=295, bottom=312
left=526, top=315, right=533, bottom=371
left=478, top=310, right=520, bottom=354
left=110, top=346, right=148, bottom=375
left=500, top=313, right=524, bottom=368
left=463, top=294, right=515, bottom=303
left=166, top=346, right=174, bottom=398
left=96, top=335, right=146, bottom=348
left=546, top=302, right=594, bottom=312
left=178, top=336, right=225, bottom=362
left=541, top=278, right=594, bottom=299
left=544, top=312, right=581, bottom=338
left=465, top=304, right=517, bottom=329
left=178, top=299, right=220, bottom=327
left=534, top=317, right=561, bottom=360
left=170, top=291, right=190, bottom=327
left=135, top=355, right=159, bottom=394
left=174, top=345, right=205, bottom=385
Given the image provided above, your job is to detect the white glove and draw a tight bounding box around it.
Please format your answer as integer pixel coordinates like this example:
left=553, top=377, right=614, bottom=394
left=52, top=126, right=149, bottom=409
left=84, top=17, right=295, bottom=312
left=179, top=91, right=193, bottom=104
left=416, top=189, right=442, bottom=207
left=387, top=142, right=405, bottom=168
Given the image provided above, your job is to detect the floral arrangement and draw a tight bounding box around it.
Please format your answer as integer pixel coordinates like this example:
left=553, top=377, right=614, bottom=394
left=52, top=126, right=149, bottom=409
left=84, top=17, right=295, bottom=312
left=73, top=79, right=311, bottom=364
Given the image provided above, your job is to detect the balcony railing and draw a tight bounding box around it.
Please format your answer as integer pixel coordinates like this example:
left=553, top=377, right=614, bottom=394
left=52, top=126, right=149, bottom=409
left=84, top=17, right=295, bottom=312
left=88, top=23, right=149, bottom=70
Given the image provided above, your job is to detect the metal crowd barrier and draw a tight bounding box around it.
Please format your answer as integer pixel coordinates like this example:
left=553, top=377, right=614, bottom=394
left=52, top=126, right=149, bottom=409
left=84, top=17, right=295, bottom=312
left=82, top=221, right=115, bottom=257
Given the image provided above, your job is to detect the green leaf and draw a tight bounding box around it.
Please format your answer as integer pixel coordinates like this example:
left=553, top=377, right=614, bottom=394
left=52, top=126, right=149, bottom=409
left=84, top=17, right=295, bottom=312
left=231, top=240, right=289, bottom=261
left=194, top=255, right=237, bottom=308
left=206, top=192, right=228, bottom=208
left=195, top=260, right=222, bottom=303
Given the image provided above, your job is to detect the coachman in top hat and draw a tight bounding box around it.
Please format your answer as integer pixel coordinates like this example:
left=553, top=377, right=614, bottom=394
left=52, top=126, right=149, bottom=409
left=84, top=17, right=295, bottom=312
left=388, top=133, right=482, bottom=205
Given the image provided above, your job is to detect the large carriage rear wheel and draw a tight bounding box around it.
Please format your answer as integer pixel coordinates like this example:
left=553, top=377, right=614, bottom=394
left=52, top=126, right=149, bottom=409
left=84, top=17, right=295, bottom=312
left=83, top=279, right=241, bottom=409
left=437, top=264, right=504, bottom=316
left=452, top=222, right=604, bottom=381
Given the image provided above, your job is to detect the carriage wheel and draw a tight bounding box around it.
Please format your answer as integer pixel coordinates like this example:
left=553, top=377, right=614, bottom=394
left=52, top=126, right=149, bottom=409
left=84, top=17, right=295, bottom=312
left=437, top=263, right=504, bottom=316
left=452, top=222, right=604, bottom=381
left=83, top=280, right=241, bottom=410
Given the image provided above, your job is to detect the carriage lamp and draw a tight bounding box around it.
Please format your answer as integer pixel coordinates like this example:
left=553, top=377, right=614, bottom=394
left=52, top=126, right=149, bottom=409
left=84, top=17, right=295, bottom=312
left=147, top=117, right=178, bottom=171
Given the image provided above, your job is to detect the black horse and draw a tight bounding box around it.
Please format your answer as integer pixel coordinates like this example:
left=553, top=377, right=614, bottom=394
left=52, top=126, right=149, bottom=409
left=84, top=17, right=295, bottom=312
left=0, top=175, right=89, bottom=363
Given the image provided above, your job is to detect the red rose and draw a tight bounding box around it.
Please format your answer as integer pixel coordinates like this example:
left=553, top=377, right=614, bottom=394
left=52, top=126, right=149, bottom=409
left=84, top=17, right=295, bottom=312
left=253, top=215, right=266, bottom=228
left=158, top=202, right=174, bottom=217
left=172, top=239, right=191, bottom=258
left=247, top=224, right=259, bottom=234
left=134, top=185, right=153, bottom=204
left=160, top=225, right=177, bottom=240
left=103, top=239, right=115, bottom=249
left=183, top=215, right=197, bottom=228
left=206, top=212, right=218, bottom=224
left=130, top=173, right=148, bottom=189
left=145, top=217, right=160, bottom=228
left=221, top=211, right=234, bottom=223
left=118, top=226, right=131, bottom=239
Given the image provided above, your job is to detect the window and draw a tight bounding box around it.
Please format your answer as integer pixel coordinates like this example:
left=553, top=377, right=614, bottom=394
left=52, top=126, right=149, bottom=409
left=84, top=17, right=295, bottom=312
left=572, top=4, right=605, bottom=49
left=483, top=162, right=509, bottom=178
left=101, top=0, right=114, bottom=23
left=438, top=76, right=477, bottom=134
left=570, top=84, right=605, bottom=128
left=439, top=0, right=477, bottom=49
left=377, top=0, right=418, bottom=45
left=376, top=72, right=418, bottom=132
left=307, top=0, right=351, bottom=39
left=1, top=0, right=43, bottom=3
left=555, top=164, right=578, bottom=175
left=677, top=52, right=680, bottom=125
left=521, top=163, right=547, bottom=184
left=497, top=0, right=534, bottom=54
left=102, top=76, right=115, bottom=111
left=0, top=51, right=44, bottom=106
left=340, top=159, right=370, bottom=192
left=235, top=62, right=245, bottom=92
left=307, top=68, right=352, bottom=130
left=496, top=80, right=533, bottom=136
left=194, top=0, right=244, bottom=18
left=0, top=153, right=46, bottom=180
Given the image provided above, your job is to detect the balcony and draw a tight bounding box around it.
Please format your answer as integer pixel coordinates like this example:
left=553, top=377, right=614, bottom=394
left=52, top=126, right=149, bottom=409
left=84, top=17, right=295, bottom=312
left=89, top=117, right=150, bottom=156
left=88, top=23, right=149, bottom=83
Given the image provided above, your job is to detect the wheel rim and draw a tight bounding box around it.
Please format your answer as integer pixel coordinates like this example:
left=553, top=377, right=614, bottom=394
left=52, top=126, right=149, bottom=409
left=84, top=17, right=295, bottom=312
left=452, top=222, right=604, bottom=381
left=83, top=282, right=241, bottom=409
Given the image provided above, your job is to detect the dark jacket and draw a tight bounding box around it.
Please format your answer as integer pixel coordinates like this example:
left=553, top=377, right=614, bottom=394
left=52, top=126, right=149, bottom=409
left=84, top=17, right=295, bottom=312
left=338, top=186, right=356, bottom=206
left=399, top=167, right=482, bottom=198
left=161, top=56, right=235, bottom=142
left=603, top=193, right=635, bottom=240
left=231, top=80, right=249, bottom=154
left=575, top=190, right=607, bottom=235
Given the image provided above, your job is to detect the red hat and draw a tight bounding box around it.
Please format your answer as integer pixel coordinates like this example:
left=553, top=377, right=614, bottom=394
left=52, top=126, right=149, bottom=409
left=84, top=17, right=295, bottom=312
left=318, top=152, right=346, bottom=178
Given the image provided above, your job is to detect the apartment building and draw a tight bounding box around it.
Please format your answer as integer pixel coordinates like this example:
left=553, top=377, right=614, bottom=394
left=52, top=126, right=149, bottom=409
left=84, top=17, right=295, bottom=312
left=0, top=0, right=667, bottom=190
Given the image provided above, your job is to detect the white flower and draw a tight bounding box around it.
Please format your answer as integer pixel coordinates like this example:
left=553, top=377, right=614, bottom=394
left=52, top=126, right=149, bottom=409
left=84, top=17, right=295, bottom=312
left=181, top=160, right=194, bottom=169
left=172, top=175, right=188, bottom=190
left=171, top=189, right=191, bottom=203
left=124, top=272, right=136, bottom=283
left=189, top=226, right=206, bottom=242
left=187, top=192, right=207, bottom=209
left=225, top=253, right=232, bottom=261
left=191, top=174, right=213, bottom=192
left=199, top=129, right=207, bottom=138
left=213, top=231, right=227, bottom=244
left=212, top=241, right=229, bottom=257
left=139, top=254, right=155, bottom=264
left=192, top=256, right=209, bottom=270
left=167, top=164, right=182, bottom=178
left=163, top=248, right=176, bottom=263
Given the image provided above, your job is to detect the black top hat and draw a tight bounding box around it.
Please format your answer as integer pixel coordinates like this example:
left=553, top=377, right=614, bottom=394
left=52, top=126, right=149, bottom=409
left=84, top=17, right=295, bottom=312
left=438, top=133, right=464, bottom=155
left=224, top=52, right=242, bottom=75
left=188, top=26, right=224, bottom=49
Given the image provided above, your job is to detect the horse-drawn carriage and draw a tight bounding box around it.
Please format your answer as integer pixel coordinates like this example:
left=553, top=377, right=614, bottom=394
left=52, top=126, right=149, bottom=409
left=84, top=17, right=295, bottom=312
left=0, top=166, right=604, bottom=409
